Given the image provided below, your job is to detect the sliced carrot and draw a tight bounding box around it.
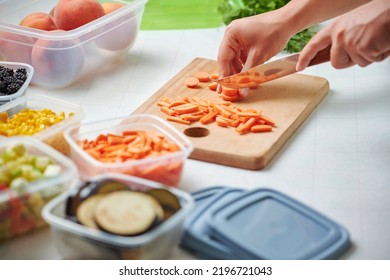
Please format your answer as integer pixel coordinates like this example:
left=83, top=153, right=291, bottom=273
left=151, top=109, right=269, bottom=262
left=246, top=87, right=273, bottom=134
left=168, top=100, right=188, bottom=108
left=200, top=110, right=217, bottom=124
left=160, top=106, right=175, bottom=116
left=250, top=124, right=273, bottom=133
left=166, top=116, right=191, bottom=125
left=156, top=96, right=276, bottom=135
left=216, top=116, right=230, bottom=127
left=208, top=82, right=218, bottom=91
left=194, top=71, right=210, bottom=82
left=221, top=93, right=239, bottom=102
left=172, top=103, right=199, bottom=115
left=259, top=114, right=276, bottom=127
left=236, top=117, right=257, bottom=134
left=237, top=111, right=261, bottom=118
left=221, top=86, right=239, bottom=96
left=184, top=77, right=199, bottom=88
left=210, top=73, right=220, bottom=80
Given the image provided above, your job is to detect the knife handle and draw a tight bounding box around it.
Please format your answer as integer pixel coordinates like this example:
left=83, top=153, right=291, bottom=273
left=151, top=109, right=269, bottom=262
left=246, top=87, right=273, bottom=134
left=307, top=45, right=331, bottom=66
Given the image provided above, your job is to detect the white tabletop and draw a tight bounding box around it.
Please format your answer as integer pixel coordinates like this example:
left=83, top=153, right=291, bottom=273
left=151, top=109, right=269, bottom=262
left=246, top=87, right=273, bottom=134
left=1, top=27, right=389, bottom=260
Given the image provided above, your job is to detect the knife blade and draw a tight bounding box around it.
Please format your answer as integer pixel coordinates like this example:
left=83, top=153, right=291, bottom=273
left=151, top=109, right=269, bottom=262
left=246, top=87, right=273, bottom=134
left=216, top=45, right=331, bottom=89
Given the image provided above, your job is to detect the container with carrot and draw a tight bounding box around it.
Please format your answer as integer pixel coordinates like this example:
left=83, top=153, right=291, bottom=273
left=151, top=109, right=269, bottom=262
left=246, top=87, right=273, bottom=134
left=63, top=114, right=193, bottom=187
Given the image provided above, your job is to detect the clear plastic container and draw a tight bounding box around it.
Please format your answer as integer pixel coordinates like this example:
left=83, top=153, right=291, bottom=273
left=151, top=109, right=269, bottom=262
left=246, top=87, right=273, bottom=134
left=64, top=114, right=193, bottom=187
left=0, top=0, right=147, bottom=89
left=0, top=61, right=34, bottom=105
left=0, top=94, right=85, bottom=155
left=42, top=172, right=194, bottom=259
left=0, top=137, right=78, bottom=241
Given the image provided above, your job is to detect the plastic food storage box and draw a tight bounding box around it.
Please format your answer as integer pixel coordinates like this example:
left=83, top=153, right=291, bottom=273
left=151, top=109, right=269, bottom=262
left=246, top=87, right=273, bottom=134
left=0, top=61, right=34, bottom=105
left=0, top=137, right=78, bottom=241
left=64, top=114, right=193, bottom=187
left=0, top=94, right=85, bottom=155
left=42, top=172, right=194, bottom=259
left=0, top=0, right=147, bottom=89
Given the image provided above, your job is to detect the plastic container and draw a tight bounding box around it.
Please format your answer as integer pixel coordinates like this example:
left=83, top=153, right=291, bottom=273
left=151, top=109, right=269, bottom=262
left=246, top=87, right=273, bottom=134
left=42, top=172, right=194, bottom=259
left=64, top=114, right=193, bottom=187
left=180, top=186, right=351, bottom=260
left=0, top=137, right=78, bottom=241
left=0, top=61, right=34, bottom=105
left=0, top=94, right=85, bottom=155
left=0, top=0, right=147, bottom=89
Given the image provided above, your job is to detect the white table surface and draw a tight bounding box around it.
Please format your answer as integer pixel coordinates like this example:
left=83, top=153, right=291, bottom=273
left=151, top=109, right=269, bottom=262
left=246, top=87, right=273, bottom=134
left=1, top=27, right=389, bottom=260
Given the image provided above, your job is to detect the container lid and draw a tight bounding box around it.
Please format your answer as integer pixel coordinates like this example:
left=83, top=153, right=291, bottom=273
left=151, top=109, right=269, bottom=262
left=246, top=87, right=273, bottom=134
left=208, top=188, right=350, bottom=260
left=181, top=187, right=245, bottom=259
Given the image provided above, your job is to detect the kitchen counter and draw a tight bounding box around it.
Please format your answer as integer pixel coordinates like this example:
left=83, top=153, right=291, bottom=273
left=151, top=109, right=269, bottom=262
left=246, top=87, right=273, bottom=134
left=1, top=27, right=389, bottom=260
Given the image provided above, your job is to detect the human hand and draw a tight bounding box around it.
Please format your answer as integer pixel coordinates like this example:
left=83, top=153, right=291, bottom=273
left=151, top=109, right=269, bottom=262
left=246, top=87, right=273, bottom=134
left=296, top=0, right=390, bottom=71
left=217, top=10, right=294, bottom=79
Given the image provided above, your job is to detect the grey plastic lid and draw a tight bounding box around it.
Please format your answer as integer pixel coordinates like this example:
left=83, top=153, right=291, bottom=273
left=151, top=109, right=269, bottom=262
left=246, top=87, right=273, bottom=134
left=181, top=188, right=245, bottom=259
left=208, top=188, right=350, bottom=260
left=183, top=186, right=228, bottom=228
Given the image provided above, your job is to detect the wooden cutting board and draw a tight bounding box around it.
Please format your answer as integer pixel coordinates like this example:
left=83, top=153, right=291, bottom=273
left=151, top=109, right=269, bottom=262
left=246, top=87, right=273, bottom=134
left=132, top=57, right=329, bottom=170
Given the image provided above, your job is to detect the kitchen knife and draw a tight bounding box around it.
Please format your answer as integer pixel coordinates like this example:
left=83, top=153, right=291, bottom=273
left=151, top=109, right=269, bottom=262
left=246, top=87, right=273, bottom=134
left=216, top=46, right=331, bottom=89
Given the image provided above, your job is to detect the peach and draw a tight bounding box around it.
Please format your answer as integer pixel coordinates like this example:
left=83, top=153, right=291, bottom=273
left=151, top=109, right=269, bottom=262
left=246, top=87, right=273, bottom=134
left=101, top=2, right=125, bottom=14
left=19, top=12, right=57, bottom=31
left=0, top=32, right=34, bottom=64
left=54, top=0, right=105, bottom=31
left=95, top=8, right=138, bottom=52
left=31, top=31, right=85, bottom=88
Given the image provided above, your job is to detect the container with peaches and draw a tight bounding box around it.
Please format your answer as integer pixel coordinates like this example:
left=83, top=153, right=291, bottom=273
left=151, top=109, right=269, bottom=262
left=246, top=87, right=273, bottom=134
left=64, top=114, right=194, bottom=187
left=0, top=0, right=147, bottom=89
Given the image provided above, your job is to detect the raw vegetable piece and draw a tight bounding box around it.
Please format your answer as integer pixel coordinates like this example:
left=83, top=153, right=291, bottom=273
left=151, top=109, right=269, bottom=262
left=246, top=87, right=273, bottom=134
left=157, top=96, right=276, bottom=135
left=251, top=124, right=273, bottom=133
left=210, top=73, right=220, bottom=80
left=0, top=108, right=73, bottom=136
left=95, top=191, right=160, bottom=235
left=221, top=93, right=240, bottom=102
left=221, top=86, right=239, bottom=97
left=194, top=71, right=210, bottom=82
left=76, top=194, right=105, bottom=229
left=147, top=188, right=181, bottom=219
left=0, top=143, right=62, bottom=189
left=90, top=179, right=129, bottom=195
left=208, top=82, right=218, bottom=91
left=184, top=77, right=199, bottom=88
left=77, top=130, right=181, bottom=163
left=65, top=181, right=92, bottom=217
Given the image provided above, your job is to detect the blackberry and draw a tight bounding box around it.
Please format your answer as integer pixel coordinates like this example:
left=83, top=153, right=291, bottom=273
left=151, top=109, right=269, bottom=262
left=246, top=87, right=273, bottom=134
left=16, top=68, right=27, bottom=76
left=0, top=65, right=28, bottom=95
left=6, top=83, right=21, bottom=94
left=0, top=80, right=7, bottom=92
left=15, top=71, right=27, bottom=83
left=3, top=75, right=17, bottom=85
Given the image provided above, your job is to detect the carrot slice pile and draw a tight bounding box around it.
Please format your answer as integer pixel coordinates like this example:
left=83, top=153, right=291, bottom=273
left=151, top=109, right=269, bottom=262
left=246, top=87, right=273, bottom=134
left=157, top=96, right=275, bottom=135
left=77, top=130, right=181, bottom=163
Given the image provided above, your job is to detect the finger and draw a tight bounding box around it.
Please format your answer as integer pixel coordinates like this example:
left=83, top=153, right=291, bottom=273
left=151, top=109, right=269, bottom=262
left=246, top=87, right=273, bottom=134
left=367, top=49, right=390, bottom=62
left=330, top=44, right=354, bottom=69
left=296, top=30, right=332, bottom=71
left=239, top=88, right=250, bottom=98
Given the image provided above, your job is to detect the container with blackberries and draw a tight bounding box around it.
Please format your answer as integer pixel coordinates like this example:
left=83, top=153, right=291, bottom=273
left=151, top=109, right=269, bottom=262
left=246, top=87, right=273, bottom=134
left=0, top=62, right=34, bottom=104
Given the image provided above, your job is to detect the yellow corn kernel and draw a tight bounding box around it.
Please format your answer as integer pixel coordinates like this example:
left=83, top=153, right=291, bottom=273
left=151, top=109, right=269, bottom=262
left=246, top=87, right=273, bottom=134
left=0, top=108, right=73, bottom=136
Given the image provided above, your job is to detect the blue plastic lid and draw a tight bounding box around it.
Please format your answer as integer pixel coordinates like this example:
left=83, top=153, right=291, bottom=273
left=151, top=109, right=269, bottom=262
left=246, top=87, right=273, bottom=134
left=181, top=188, right=246, bottom=259
left=208, top=188, right=350, bottom=260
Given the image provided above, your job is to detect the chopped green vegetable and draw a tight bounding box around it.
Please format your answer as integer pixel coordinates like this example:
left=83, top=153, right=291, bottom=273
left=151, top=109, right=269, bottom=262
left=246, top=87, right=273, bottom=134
left=218, top=0, right=316, bottom=53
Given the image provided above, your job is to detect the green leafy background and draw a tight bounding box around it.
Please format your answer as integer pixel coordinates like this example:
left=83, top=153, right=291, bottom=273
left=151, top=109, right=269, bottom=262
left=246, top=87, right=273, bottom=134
left=140, top=0, right=315, bottom=53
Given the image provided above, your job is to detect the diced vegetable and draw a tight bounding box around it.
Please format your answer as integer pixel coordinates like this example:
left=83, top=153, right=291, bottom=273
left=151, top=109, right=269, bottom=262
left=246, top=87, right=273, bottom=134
left=157, top=96, right=276, bottom=134
left=0, top=108, right=74, bottom=136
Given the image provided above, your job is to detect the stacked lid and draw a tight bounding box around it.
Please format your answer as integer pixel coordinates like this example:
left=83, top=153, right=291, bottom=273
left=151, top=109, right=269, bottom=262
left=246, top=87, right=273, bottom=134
left=180, top=186, right=350, bottom=260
